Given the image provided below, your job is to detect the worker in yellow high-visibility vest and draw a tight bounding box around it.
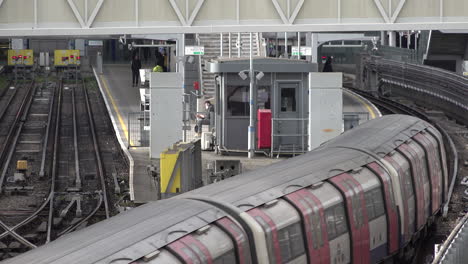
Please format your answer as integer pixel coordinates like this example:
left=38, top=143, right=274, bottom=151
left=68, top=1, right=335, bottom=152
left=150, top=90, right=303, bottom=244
left=153, top=65, right=163, bottom=72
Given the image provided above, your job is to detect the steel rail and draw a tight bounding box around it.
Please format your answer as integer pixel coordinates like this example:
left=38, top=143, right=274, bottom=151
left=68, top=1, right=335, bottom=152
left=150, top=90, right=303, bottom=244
left=0, top=80, right=35, bottom=192
left=46, top=79, right=63, bottom=243
left=0, top=193, right=52, bottom=240
left=83, top=80, right=110, bottom=219
left=39, top=85, right=56, bottom=177
left=0, top=86, right=17, bottom=123
left=72, top=86, right=81, bottom=189
left=0, top=220, right=36, bottom=249
left=57, top=191, right=103, bottom=237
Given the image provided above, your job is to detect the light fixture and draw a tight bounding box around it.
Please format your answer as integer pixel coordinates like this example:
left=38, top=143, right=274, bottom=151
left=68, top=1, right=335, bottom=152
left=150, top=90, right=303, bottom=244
left=238, top=71, right=248, bottom=80
left=187, top=56, right=195, bottom=64
left=256, top=71, right=264, bottom=81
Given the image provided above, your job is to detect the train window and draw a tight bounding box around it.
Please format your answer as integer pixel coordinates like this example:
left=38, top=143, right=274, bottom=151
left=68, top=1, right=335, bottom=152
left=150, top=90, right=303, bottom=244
left=325, top=203, right=348, bottom=240
left=300, top=196, right=323, bottom=248
left=365, top=192, right=376, bottom=220
left=365, top=188, right=385, bottom=221
left=334, top=204, right=348, bottom=236
left=325, top=208, right=337, bottom=240
left=213, top=250, right=237, bottom=264
left=373, top=189, right=385, bottom=217
left=278, top=223, right=306, bottom=262
left=343, top=179, right=363, bottom=228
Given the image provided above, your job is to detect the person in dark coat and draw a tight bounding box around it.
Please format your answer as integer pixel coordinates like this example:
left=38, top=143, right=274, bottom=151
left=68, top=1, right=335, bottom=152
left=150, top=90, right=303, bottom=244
left=323, top=56, right=333, bottom=72
left=155, top=50, right=164, bottom=68
left=131, top=55, right=142, bottom=87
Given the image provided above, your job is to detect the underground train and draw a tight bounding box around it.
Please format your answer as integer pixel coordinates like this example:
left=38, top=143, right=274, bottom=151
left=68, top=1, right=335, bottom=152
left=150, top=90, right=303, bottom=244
left=5, top=115, right=448, bottom=264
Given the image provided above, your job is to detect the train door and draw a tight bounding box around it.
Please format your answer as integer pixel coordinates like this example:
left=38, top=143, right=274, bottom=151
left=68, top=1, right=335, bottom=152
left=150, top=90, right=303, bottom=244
left=274, top=81, right=303, bottom=151
left=329, top=173, right=371, bottom=264
left=285, top=188, right=331, bottom=264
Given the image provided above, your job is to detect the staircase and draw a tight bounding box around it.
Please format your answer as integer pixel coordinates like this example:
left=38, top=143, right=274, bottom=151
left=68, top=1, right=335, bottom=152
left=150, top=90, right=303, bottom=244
left=197, top=33, right=264, bottom=98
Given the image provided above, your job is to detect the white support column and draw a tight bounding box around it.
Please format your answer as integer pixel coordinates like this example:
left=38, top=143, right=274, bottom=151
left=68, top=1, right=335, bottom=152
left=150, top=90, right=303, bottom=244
left=34, top=0, right=38, bottom=28
left=440, top=0, right=444, bottom=22
left=284, top=32, right=288, bottom=58
left=220, top=33, right=223, bottom=57
left=236, top=0, right=240, bottom=24
left=308, top=73, right=343, bottom=151
left=407, top=31, right=411, bottom=49
left=85, top=0, right=88, bottom=24
left=228, top=32, right=232, bottom=58
left=381, top=31, right=386, bottom=46
left=311, top=33, right=318, bottom=63
left=248, top=32, right=255, bottom=159
left=297, top=32, right=300, bottom=60
left=135, top=0, right=139, bottom=27
left=389, top=31, right=397, bottom=47
left=337, top=0, right=341, bottom=23
left=238, top=32, right=241, bottom=57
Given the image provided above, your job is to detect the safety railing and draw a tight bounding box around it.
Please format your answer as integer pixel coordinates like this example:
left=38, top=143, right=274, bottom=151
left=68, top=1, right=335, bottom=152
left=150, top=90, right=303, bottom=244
left=127, top=111, right=150, bottom=148
left=343, top=112, right=370, bottom=131
left=271, top=118, right=308, bottom=157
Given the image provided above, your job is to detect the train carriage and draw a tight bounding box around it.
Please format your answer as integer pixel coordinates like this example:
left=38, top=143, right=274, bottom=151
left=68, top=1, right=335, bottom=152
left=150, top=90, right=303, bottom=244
left=5, top=115, right=449, bottom=264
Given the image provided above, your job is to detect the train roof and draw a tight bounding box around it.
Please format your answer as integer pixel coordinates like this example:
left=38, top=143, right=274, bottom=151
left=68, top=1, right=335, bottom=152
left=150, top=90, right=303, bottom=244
left=5, top=115, right=433, bottom=264
left=4, top=199, right=227, bottom=264
left=181, top=115, right=432, bottom=209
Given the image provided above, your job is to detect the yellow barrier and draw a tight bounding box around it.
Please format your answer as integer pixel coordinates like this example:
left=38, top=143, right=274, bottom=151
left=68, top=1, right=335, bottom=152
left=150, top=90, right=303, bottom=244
left=54, top=50, right=80, bottom=66
left=7, top=50, right=33, bottom=66
left=160, top=148, right=181, bottom=196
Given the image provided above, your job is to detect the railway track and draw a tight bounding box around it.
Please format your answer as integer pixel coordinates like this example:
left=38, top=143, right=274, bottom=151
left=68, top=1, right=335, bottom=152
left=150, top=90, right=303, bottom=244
left=0, top=77, right=116, bottom=259
left=46, top=79, right=110, bottom=242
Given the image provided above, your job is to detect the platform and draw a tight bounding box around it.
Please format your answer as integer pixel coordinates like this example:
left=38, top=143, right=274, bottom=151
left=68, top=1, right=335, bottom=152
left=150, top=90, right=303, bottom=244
left=95, top=65, right=380, bottom=203
left=95, top=64, right=158, bottom=203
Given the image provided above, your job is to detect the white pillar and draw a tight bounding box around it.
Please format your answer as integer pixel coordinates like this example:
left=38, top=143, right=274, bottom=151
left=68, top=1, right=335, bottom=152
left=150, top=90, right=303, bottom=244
left=248, top=33, right=255, bottom=158
left=284, top=32, right=288, bottom=58
left=297, top=32, right=301, bottom=60
left=388, top=31, right=397, bottom=47
left=311, top=33, right=318, bottom=63
left=380, top=31, right=387, bottom=46
left=308, top=73, right=343, bottom=151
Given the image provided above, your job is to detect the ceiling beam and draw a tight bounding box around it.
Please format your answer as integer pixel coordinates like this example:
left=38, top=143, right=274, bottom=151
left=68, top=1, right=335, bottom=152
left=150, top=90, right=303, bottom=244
left=391, top=0, right=406, bottom=23
left=67, top=0, right=87, bottom=28
left=187, top=0, right=205, bottom=26
left=169, top=0, right=188, bottom=26
left=373, top=0, right=391, bottom=23
left=86, top=0, right=104, bottom=28
left=289, top=0, right=304, bottom=24
left=271, top=0, right=289, bottom=24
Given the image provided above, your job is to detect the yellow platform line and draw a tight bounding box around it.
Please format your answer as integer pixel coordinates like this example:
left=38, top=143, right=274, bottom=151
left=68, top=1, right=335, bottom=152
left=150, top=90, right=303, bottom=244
left=348, top=92, right=377, bottom=119
left=100, top=75, right=134, bottom=146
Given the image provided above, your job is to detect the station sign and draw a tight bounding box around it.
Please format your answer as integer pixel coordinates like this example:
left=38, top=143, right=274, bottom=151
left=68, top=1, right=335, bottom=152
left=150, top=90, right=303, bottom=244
left=185, top=46, right=205, bottom=55
left=292, top=46, right=312, bottom=56
left=88, top=40, right=103, bottom=46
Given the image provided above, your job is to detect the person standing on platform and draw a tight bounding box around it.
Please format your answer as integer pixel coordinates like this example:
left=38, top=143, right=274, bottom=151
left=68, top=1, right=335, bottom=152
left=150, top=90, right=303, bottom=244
left=195, top=101, right=214, bottom=137
left=155, top=49, right=165, bottom=72
left=323, top=56, right=333, bottom=72
left=131, top=55, right=142, bottom=87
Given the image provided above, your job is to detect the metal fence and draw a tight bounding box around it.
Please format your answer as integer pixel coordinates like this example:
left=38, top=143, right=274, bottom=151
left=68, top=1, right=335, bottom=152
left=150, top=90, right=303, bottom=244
left=128, top=111, right=150, bottom=148
left=344, top=112, right=370, bottom=131
left=271, top=118, right=308, bottom=156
